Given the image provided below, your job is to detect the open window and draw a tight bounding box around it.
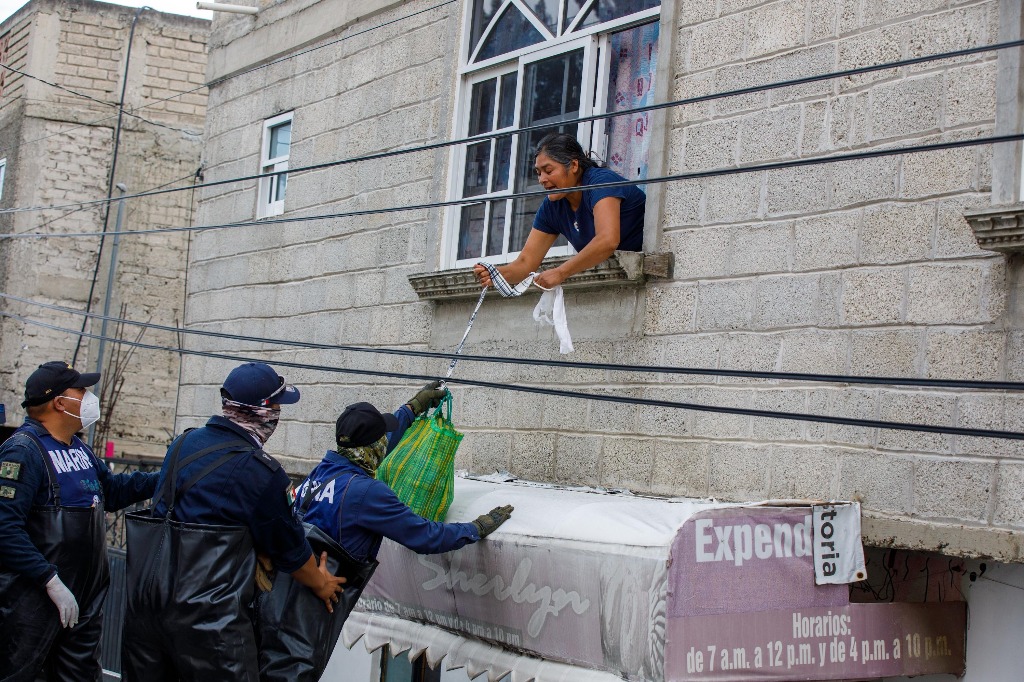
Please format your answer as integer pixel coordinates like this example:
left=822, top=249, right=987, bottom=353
left=444, top=0, right=661, bottom=269
left=257, top=112, right=292, bottom=219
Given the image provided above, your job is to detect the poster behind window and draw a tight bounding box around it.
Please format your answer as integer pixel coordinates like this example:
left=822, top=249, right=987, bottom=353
left=605, top=22, right=659, bottom=182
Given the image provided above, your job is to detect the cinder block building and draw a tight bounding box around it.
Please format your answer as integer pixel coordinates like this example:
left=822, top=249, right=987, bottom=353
left=0, top=0, right=209, bottom=457
left=184, top=0, right=1024, bottom=680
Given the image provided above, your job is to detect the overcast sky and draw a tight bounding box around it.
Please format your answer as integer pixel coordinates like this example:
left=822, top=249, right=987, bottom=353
left=0, top=0, right=213, bottom=25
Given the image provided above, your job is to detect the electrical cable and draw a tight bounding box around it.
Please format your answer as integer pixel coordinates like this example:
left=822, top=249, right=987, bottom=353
left=3, top=131, right=1020, bottom=240
left=5, top=290, right=1024, bottom=392
left=0, top=0, right=458, bottom=162
left=0, top=63, right=200, bottom=137
left=28, top=171, right=198, bottom=235
left=0, top=36, right=1017, bottom=217
left=5, top=309, right=1024, bottom=441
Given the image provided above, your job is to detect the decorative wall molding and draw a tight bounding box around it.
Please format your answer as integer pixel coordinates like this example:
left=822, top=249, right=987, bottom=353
left=408, top=251, right=674, bottom=301
left=964, top=203, right=1024, bottom=253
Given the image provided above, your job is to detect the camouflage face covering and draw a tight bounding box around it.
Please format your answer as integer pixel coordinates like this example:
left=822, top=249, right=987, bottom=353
left=338, top=435, right=388, bottom=476
left=222, top=400, right=281, bottom=445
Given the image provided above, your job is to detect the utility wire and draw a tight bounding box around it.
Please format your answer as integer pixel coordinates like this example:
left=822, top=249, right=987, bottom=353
left=0, top=63, right=200, bottom=137
left=0, top=36, right=1017, bottom=217
left=4, top=291, right=1024, bottom=392
left=3, top=132, right=1020, bottom=240
left=0, top=0, right=458, bottom=161
left=4, top=309, right=1024, bottom=441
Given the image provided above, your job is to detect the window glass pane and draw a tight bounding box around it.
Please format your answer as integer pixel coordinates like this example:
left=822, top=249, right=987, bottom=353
left=562, top=0, right=588, bottom=32
left=485, top=200, right=507, bottom=256
left=469, top=79, right=497, bottom=136
left=463, top=141, right=492, bottom=196
left=269, top=122, right=291, bottom=159
left=512, top=48, right=583, bottom=252
left=476, top=5, right=545, bottom=61
left=522, top=48, right=584, bottom=125
left=458, top=204, right=486, bottom=260
left=470, top=0, right=504, bottom=54
left=493, top=134, right=513, bottom=191
left=275, top=171, right=288, bottom=202
left=604, top=21, right=659, bottom=180
left=575, top=0, right=660, bottom=30
left=522, top=0, right=559, bottom=35
left=497, top=73, right=517, bottom=129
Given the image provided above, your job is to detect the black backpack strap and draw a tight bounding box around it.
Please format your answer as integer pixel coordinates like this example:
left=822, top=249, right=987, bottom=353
left=160, top=430, right=252, bottom=518
left=336, top=476, right=357, bottom=534
left=11, top=430, right=62, bottom=507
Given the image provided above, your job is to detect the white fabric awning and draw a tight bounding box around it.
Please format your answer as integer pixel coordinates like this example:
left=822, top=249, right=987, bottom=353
left=340, top=475, right=967, bottom=682
left=342, top=609, right=624, bottom=682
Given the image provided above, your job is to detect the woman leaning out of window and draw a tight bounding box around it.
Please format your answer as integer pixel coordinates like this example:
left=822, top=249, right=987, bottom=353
left=474, top=132, right=646, bottom=290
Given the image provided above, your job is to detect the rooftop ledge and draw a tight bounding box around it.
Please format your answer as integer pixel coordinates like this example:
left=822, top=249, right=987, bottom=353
left=964, top=203, right=1024, bottom=253
left=408, top=251, right=674, bottom=301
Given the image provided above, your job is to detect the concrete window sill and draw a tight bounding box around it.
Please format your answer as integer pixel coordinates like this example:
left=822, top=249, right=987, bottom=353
left=964, top=203, right=1024, bottom=253
left=407, top=251, right=674, bottom=301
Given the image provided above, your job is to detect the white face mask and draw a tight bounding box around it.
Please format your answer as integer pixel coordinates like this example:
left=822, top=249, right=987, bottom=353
left=60, top=391, right=101, bottom=430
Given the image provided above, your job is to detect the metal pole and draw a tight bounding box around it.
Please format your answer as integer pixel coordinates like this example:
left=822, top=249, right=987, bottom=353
left=89, top=183, right=127, bottom=447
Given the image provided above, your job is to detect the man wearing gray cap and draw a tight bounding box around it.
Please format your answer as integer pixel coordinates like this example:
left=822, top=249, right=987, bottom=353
left=0, top=361, right=160, bottom=682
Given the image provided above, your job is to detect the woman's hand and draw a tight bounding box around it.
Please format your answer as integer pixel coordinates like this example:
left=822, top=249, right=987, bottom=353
left=473, top=263, right=493, bottom=287
left=534, top=268, right=567, bottom=289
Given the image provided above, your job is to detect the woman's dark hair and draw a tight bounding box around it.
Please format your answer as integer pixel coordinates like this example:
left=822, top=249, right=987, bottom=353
left=533, top=133, right=601, bottom=172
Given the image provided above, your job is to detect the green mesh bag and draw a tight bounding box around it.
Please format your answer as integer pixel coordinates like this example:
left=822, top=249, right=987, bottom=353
left=376, top=393, right=463, bottom=521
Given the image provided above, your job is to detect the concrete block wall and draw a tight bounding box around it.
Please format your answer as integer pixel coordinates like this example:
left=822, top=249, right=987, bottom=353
left=182, top=0, right=457, bottom=469
left=0, top=0, right=208, bottom=459
left=650, top=0, right=1013, bottom=540
left=183, top=0, right=1022, bottom=557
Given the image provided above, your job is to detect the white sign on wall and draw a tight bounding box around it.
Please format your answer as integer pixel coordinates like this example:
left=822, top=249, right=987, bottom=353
left=812, top=503, right=867, bottom=585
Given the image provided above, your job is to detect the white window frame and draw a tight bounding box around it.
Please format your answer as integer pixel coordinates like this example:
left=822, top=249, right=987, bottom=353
left=442, top=2, right=661, bottom=269
left=257, top=112, right=292, bottom=219
left=0, top=158, right=6, bottom=201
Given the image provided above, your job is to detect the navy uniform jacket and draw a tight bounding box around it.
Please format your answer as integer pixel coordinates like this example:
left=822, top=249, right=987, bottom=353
left=151, top=415, right=311, bottom=573
left=0, top=418, right=159, bottom=585
left=296, top=406, right=479, bottom=562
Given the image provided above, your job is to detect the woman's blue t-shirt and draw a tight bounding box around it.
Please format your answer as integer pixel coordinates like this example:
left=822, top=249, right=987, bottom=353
left=533, top=166, right=646, bottom=252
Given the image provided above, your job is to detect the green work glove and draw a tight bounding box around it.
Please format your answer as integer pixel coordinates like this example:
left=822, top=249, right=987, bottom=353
left=472, top=505, right=514, bottom=539
left=407, top=380, right=447, bottom=416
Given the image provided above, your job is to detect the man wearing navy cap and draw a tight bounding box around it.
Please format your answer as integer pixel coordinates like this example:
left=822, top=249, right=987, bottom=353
left=122, top=362, right=345, bottom=682
left=0, top=361, right=160, bottom=682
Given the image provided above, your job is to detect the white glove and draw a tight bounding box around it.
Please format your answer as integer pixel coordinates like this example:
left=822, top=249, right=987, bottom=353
left=45, top=574, right=79, bottom=628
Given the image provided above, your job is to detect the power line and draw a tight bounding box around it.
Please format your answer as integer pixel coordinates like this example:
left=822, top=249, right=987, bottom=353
left=4, top=308, right=1024, bottom=441
left=2, top=132, right=1020, bottom=240
left=0, top=36, right=1016, bottom=217
left=205, top=0, right=460, bottom=88
left=4, top=291, right=1023, bottom=392
left=0, top=0, right=458, bottom=162
left=0, top=64, right=201, bottom=138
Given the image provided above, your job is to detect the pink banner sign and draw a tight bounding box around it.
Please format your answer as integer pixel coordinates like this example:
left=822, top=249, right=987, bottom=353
left=666, top=602, right=966, bottom=680
left=666, top=507, right=966, bottom=680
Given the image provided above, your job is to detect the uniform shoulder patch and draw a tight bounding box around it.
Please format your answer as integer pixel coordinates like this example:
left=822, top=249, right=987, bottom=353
left=0, top=485, right=16, bottom=499
left=251, top=449, right=281, bottom=472
left=0, top=461, right=21, bottom=481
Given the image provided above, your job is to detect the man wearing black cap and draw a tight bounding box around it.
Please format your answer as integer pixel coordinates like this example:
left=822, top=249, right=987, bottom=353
left=0, top=361, right=160, bottom=682
left=122, top=362, right=345, bottom=682
left=257, top=400, right=513, bottom=682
